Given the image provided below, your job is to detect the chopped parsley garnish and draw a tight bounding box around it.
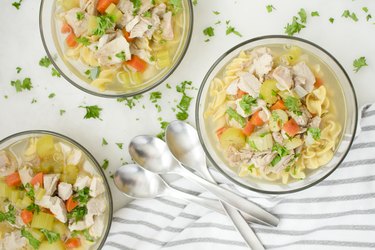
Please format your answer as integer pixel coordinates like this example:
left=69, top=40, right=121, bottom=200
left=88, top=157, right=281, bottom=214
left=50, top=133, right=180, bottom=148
left=226, top=107, right=246, bottom=127
left=93, top=15, right=114, bottom=36
left=39, top=56, right=51, bottom=68
left=0, top=205, right=16, bottom=224
left=353, top=57, right=368, bottom=72
left=72, top=229, right=95, bottom=242
left=150, top=91, right=162, bottom=103
left=59, top=109, right=66, bottom=116
left=342, top=10, right=358, bottom=22
left=203, top=27, right=215, bottom=38
left=76, top=37, right=91, bottom=46
left=76, top=12, right=85, bottom=20
left=130, top=0, right=142, bottom=15
left=26, top=203, right=40, bottom=213
left=102, top=138, right=108, bottom=146
left=156, top=120, right=169, bottom=140
left=31, top=98, right=37, bottom=104
left=143, top=11, right=151, bottom=17
left=298, top=8, right=307, bottom=23
left=271, top=155, right=281, bottom=166
left=166, top=83, right=172, bottom=89
left=74, top=187, right=90, bottom=205
left=239, top=95, right=257, bottom=115
left=225, top=21, right=242, bottom=37
left=213, top=11, right=220, bottom=15
left=40, top=229, right=60, bottom=244
left=259, top=132, right=269, bottom=138
left=169, top=0, right=182, bottom=14
left=272, top=143, right=289, bottom=166
left=10, top=78, right=33, bottom=92
left=102, top=159, right=109, bottom=170
left=271, top=111, right=281, bottom=122
left=284, top=96, right=302, bottom=115
left=12, top=0, right=23, bottom=9
left=266, top=5, right=275, bottom=13
left=307, top=127, right=321, bottom=141
left=329, top=17, right=335, bottom=23
left=247, top=164, right=255, bottom=172
left=117, top=94, right=143, bottom=109
left=284, top=16, right=306, bottom=36
left=48, top=93, right=56, bottom=99
left=366, top=14, right=372, bottom=21
left=16, top=67, right=22, bottom=73
left=363, top=7, right=369, bottom=13
left=115, top=51, right=127, bottom=61
left=175, top=81, right=193, bottom=121
left=84, top=67, right=101, bottom=80
left=116, top=143, right=124, bottom=149
left=24, top=183, right=35, bottom=200
left=51, top=68, right=61, bottom=77
left=21, top=228, right=40, bottom=249
left=68, top=206, right=87, bottom=221
left=311, top=11, right=320, bottom=17
left=79, top=105, right=102, bottom=120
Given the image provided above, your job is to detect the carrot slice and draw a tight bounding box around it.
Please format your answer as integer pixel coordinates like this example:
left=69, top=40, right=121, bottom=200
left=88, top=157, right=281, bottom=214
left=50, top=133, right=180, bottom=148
left=66, top=33, right=78, bottom=48
left=21, top=210, right=33, bottom=224
left=314, top=77, right=324, bottom=88
left=236, top=90, right=247, bottom=99
left=271, top=100, right=287, bottom=111
left=126, top=55, right=148, bottom=72
left=283, top=119, right=300, bottom=137
left=65, top=238, right=81, bottom=248
left=97, top=0, right=114, bottom=13
left=122, top=29, right=134, bottom=42
left=61, top=23, right=72, bottom=34
left=249, top=110, right=264, bottom=126
left=243, top=120, right=255, bottom=136
left=216, top=127, right=227, bottom=138
left=6, top=172, right=22, bottom=187
left=66, top=196, right=78, bottom=212
left=30, top=173, right=44, bottom=187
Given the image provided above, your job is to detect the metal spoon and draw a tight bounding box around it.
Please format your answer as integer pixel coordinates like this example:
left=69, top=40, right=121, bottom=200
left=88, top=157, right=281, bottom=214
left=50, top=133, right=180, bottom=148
left=129, top=135, right=275, bottom=227
left=114, top=164, right=225, bottom=214
left=166, top=121, right=272, bottom=249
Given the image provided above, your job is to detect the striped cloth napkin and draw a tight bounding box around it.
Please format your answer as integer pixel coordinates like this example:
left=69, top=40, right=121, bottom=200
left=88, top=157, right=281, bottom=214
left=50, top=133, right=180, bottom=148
left=104, top=104, right=375, bottom=250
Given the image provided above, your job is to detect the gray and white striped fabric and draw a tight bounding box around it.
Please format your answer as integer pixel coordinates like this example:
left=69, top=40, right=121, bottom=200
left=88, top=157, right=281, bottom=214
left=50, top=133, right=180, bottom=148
left=104, top=104, right=375, bottom=250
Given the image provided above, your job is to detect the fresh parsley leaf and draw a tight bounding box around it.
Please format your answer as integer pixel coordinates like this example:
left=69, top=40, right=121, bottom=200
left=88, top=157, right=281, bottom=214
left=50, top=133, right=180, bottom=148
left=31, top=98, right=37, bottom=104
left=0, top=205, right=16, bottom=224
left=226, top=107, right=246, bottom=127
left=366, top=14, right=372, bottom=21
left=10, top=78, right=33, bottom=92
left=130, top=0, right=142, bottom=15
left=12, top=0, right=22, bottom=9
left=73, top=187, right=90, bottom=205
left=298, top=8, right=307, bottom=23
left=272, top=143, right=289, bottom=157
left=76, top=12, right=85, bottom=20
left=26, top=203, right=40, bottom=213
left=284, top=96, right=302, bottom=115
left=169, top=0, right=182, bottom=14
left=16, top=67, right=22, bottom=73
left=24, top=183, right=35, bottom=200
left=101, top=159, right=109, bottom=170
left=329, top=17, right=335, bottom=23
left=362, top=7, right=369, bottom=13
left=150, top=91, right=162, bottom=103
left=59, top=109, right=66, bottom=116
left=76, top=37, right=91, bottom=46
left=93, top=15, right=114, bottom=36
left=117, top=95, right=143, bottom=109
left=239, top=95, right=257, bottom=115
left=68, top=206, right=87, bottom=221
left=271, top=155, right=281, bottom=166
left=156, top=120, right=169, bottom=140
left=72, top=229, right=95, bottom=242
left=102, top=138, right=108, bottom=146
left=266, top=5, right=275, bottom=13
left=166, top=83, right=171, bottom=89
left=311, top=11, right=320, bottom=17
left=84, top=67, right=101, bottom=80
left=284, top=16, right=305, bottom=36
left=353, top=57, right=368, bottom=72
left=213, top=11, right=220, bottom=15
left=175, top=81, right=193, bottom=121
left=115, top=51, right=127, bottom=61
left=271, top=111, right=281, bottom=122
left=79, top=105, right=102, bottom=120
left=143, top=11, right=152, bottom=17
left=225, top=21, right=242, bottom=37
left=342, top=10, right=358, bottom=22
left=203, top=27, right=215, bottom=37
left=40, top=229, right=60, bottom=244
left=307, top=127, right=321, bottom=140
left=51, top=68, right=61, bottom=77
left=21, top=228, right=40, bottom=249
left=48, top=93, right=56, bottom=99
left=39, top=56, right=51, bottom=68
left=116, top=143, right=124, bottom=149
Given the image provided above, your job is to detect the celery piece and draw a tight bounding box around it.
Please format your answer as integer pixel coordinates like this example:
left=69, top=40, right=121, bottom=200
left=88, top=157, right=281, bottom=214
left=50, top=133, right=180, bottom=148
left=260, top=79, right=278, bottom=104
left=35, top=188, right=46, bottom=201
left=87, top=16, right=98, bottom=36
left=37, top=135, right=55, bottom=158
left=39, top=240, right=65, bottom=250
left=219, top=128, right=246, bottom=150
left=9, top=190, right=23, bottom=203
left=156, top=50, right=171, bottom=68
left=31, top=212, right=55, bottom=231
left=0, top=182, right=11, bottom=198
left=52, top=220, right=68, bottom=238
left=61, top=0, right=79, bottom=11
left=28, top=228, right=45, bottom=242
left=118, top=71, right=131, bottom=86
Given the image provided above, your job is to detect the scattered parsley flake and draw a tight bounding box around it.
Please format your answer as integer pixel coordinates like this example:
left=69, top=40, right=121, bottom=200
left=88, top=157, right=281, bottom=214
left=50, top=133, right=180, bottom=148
left=156, top=120, right=170, bottom=140
left=102, top=138, right=108, bottom=146
left=226, top=107, right=246, bottom=127
left=329, top=17, right=335, bottom=23
left=16, top=67, right=22, bottom=73
left=284, top=16, right=305, bottom=36
left=366, top=14, right=372, bottom=21
left=311, top=11, right=320, bottom=17
left=307, top=127, right=321, bottom=140
left=239, top=95, right=257, bottom=115
left=116, top=143, right=124, bottom=149
left=76, top=12, right=85, bottom=20
left=10, top=78, right=33, bottom=92
left=213, top=11, right=220, bottom=15
left=226, top=22, right=242, bottom=37
left=79, top=105, right=102, bottom=120
left=31, top=98, right=37, bottom=104
left=40, top=229, right=60, bottom=244
left=101, top=159, right=109, bottom=170
left=115, top=51, right=127, bottom=61
left=362, top=7, right=369, bottom=13
left=59, top=109, right=66, bottom=116
left=12, top=0, right=23, bottom=9
left=93, top=15, right=114, bottom=36
left=166, top=83, right=171, bottom=89
left=203, top=27, right=215, bottom=38
left=353, top=57, right=368, bottom=72
left=0, top=205, right=16, bottom=224
left=21, top=228, right=40, bottom=249
left=175, top=81, right=193, bottom=121
left=51, top=68, right=61, bottom=77
left=117, top=94, right=143, bottom=109
left=342, top=10, right=358, bottom=22
left=48, top=93, right=56, bottom=99
left=169, top=0, right=182, bottom=14
left=284, top=96, right=302, bottom=115
left=76, top=37, right=91, bottom=46
left=85, top=67, right=101, bottom=80
left=39, top=56, right=51, bottom=68
left=298, top=8, right=307, bottom=23
left=150, top=91, right=162, bottom=103
left=266, top=5, right=275, bottom=13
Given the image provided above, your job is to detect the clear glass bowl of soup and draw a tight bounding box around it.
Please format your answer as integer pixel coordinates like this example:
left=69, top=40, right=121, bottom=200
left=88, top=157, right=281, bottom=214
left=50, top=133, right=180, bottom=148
left=39, top=0, right=193, bottom=98
left=0, top=131, right=112, bottom=249
left=196, top=36, right=357, bottom=194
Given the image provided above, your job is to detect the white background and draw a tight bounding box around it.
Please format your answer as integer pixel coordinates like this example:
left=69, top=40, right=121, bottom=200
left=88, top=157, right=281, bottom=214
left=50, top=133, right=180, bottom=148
left=0, top=0, right=374, bottom=211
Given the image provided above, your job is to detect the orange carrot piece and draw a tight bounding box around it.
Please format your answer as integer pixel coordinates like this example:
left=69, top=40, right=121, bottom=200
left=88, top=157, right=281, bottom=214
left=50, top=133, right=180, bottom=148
left=65, top=238, right=81, bottom=248
left=122, top=29, right=134, bottom=42
left=6, top=172, right=22, bottom=187
left=283, top=119, right=300, bottom=137
left=30, top=172, right=44, bottom=187
left=97, top=0, right=114, bottom=13
left=243, top=120, right=255, bottom=136
left=249, top=110, right=264, bottom=126
left=66, top=33, right=78, bottom=48
left=21, top=210, right=33, bottom=224
left=271, top=100, right=287, bottom=111
left=236, top=90, right=247, bottom=99
left=61, top=23, right=72, bottom=34
left=216, top=127, right=227, bottom=138
left=66, top=196, right=78, bottom=212
left=126, top=55, right=148, bottom=72
left=314, top=77, right=324, bottom=88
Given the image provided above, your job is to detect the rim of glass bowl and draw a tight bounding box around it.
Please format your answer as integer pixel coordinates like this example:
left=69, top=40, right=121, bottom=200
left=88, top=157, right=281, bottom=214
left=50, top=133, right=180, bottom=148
left=196, top=35, right=358, bottom=195
left=0, top=130, right=113, bottom=249
left=39, top=0, right=194, bottom=98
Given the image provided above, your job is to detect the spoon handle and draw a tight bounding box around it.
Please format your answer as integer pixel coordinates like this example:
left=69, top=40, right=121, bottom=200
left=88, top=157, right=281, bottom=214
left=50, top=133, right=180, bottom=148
left=177, top=166, right=277, bottom=227
left=164, top=188, right=225, bottom=215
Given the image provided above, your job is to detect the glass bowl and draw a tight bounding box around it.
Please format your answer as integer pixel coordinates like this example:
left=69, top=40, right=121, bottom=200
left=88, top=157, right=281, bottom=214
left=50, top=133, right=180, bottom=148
left=39, top=0, right=193, bottom=98
left=0, top=131, right=113, bottom=249
left=196, top=35, right=358, bottom=195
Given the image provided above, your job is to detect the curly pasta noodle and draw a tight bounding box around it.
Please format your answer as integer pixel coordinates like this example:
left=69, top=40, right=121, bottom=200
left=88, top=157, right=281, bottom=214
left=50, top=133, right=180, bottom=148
left=91, top=68, right=117, bottom=91
left=80, top=46, right=99, bottom=67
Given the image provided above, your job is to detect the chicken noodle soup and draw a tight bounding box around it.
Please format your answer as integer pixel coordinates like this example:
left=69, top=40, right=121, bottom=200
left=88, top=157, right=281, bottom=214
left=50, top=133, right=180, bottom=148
left=55, top=0, right=186, bottom=92
left=0, top=134, right=109, bottom=249
left=205, top=46, right=342, bottom=184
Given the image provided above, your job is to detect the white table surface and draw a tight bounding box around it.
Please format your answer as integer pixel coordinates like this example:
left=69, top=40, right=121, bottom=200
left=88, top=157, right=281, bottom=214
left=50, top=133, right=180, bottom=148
left=0, top=0, right=374, bottom=212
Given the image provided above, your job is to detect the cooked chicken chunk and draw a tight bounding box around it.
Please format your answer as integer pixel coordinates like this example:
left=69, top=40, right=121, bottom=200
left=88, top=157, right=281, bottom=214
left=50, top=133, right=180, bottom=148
left=64, top=8, right=89, bottom=37
left=89, top=177, right=105, bottom=197
left=74, top=176, right=92, bottom=191
left=18, top=167, right=33, bottom=185
left=237, top=72, right=261, bottom=98
left=0, top=231, right=27, bottom=250
left=89, top=215, right=105, bottom=238
left=87, top=196, right=106, bottom=215
left=292, top=62, right=316, bottom=93
left=44, top=174, right=60, bottom=195
left=130, top=18, right=152, bottom=39
left=161, top=12, right=174, bottom=40
left=273, top=66, right=293, bottom=91
left=0, top=151, right=16, bottom=177
left=58, top=182, right=73, bottom=201
left=49, top=196, right=68, bottom=223
left=95, top=36, right=131, bottom=66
